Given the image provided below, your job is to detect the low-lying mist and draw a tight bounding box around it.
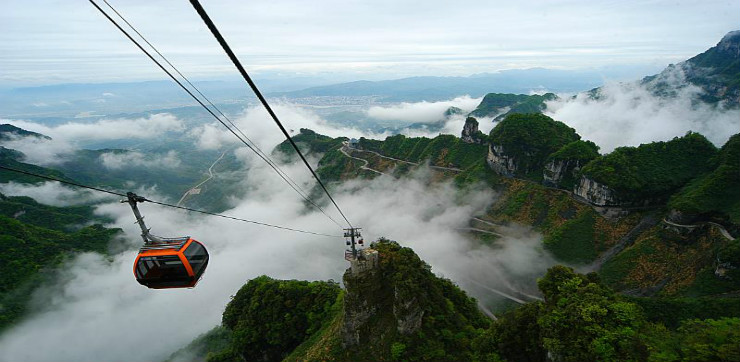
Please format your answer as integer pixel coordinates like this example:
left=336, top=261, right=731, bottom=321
left=0, top=114, right=553, bottom=362
left=545, top=70, right=739, bottom=152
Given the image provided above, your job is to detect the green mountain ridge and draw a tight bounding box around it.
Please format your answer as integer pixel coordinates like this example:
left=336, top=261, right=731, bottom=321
left=0, top=192, right=120, bottom=331
left=172, top=245, right=740, bottom=362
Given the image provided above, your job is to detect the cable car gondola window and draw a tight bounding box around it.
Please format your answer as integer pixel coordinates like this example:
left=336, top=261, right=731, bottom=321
left=138, top=255, right=188, bottom=281
left=183, top=241, right=208, bottom=275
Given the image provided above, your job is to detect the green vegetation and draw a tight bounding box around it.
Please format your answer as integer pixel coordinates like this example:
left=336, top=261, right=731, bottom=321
left=359, top=133, right=488, bottom=170
left=469, top=93, right=556, bottom=118
left=543, top=211, right=597, bottom=264
left=537, top=266, right=648, bottom=362
left=628, top=297, right=740, bottom=329
left=166, top=326, right=233, bottom=362
left=274, top=128, right=346, bottom=157
left=444, top=106, right=463, bottom=117
left=364, top=240, right=491, bottom=361
left=683, top=31, right=740, bottom=105
left=475, top=265, right=740, bottom=362
left=581, top=132, right=718, bottom=201
left=0, top=199, right=120, bottom=330
left=547, top=139, right=600, bottom=162
left=544, top=140, right=600, bottom=189
left=669, top=134, right=740, bottom=223
left=258, top=240, right=490, bottom=362
left=0, top=147, right=74, bottom=184
left=488, top=113, right=581, bottom=180
left=207, top=276, right=341, bottom=362
left=599, top=225, right=734, bottom=297
left=0, top=193, right=107, bottom=231
left=0, top=124, right=50, bottom=141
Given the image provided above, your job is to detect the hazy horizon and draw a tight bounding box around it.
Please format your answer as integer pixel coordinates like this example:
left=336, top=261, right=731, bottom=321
left=2, top=0, right=737, bottom=87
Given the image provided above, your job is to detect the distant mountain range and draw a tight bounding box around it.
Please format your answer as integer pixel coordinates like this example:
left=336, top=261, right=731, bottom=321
left=646, top=30, right=740, bottom=106
left=269, top=68, right=626, bottom=102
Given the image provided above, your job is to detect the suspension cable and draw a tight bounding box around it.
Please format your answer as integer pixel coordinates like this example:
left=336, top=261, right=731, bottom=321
left=89, top=0, right=344, bottom=229
left=188, top=0, right=354, bottom=229
left=0, top=164, right=341, bottom=238
left=100, top=0, right=320, bottom=218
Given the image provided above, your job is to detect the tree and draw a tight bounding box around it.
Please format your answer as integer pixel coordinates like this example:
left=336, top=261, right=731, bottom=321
left=537, top=266, right=648, bottom=362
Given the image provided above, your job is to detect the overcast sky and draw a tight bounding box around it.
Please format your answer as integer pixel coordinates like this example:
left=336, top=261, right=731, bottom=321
left=1, top=0, right=738, bottom=86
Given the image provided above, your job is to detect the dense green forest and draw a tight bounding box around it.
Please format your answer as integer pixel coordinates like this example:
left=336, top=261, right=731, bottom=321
left=204, top=276, right=342, bottom=362
left=274, top=128, right=346, bottom=158
left=358, top=134, right=488, bottom=170
left=580, top=132, right=718, bottom=200
left=172, top=247, right=740, bottom=362
left=468, top=93, right=556, bottom=118
left=0, top=194, right=120, bottom=330
left=669, top=134, right=740, bottom=224
left=488, top=113, right=581, bottom=180
left=0, top=147, right=74, bottom=184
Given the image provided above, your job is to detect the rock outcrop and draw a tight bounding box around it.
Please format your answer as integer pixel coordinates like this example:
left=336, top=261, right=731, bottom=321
left=487, top=113, right=580, bottom=180
left=461, top=116, right=482, bottom=144
left=337, top=240, right=488, bottom=360
left=543, top=159, right=576, bottom=187
left=487, top=144, right=518, bottom=177
left=573, top=176, right=661, bottom=208
left=573, top=176, right=619, bottom=206
left=341, top=248, right=424, bottom=348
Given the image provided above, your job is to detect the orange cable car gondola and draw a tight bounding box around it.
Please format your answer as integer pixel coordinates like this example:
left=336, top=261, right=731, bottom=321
left=124, top=192, right=209, bottom=289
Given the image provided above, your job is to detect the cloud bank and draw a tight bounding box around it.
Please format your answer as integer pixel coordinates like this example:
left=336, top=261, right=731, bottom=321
left=0, top=152, right=553, bottom=362
left=99, top=150, right=181, bottom=170
left=0, top=181, right=116, bottom=207
left=1, top=114, right=185, bottom=165
left=366, top=96, right=481, bottom=123
left=545, top=72, right=739, bottom=152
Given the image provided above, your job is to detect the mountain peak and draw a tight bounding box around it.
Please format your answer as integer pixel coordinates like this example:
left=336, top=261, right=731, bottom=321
left=717, top=30, right=740, bottom=57
left=720, top=30, right=740, bottom=43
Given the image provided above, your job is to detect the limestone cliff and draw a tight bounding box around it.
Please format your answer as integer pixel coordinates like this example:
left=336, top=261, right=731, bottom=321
left=486, top=143, right=518, bottom=177
left=460, top=116, right=483, bottom=144
left=487, top=113, right=580, bottom=181
left=287, top=240, right=489, bottom=361
left=573, top=176, right=620, bottom=206
left=543, top=159, right=581, bottom=188
left=542, top=140, right=600, bottom=189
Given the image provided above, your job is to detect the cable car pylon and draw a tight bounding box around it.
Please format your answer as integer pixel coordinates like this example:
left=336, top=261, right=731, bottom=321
left=344, top=227, right=364, bottom=261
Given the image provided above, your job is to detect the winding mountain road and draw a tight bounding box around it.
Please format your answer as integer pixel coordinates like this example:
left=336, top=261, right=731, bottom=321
left=176, top=151, right=226, bottom=206
left=338, top=145, right=386, bottom=175
left=342, top=143, right=463, bottom=173
left=662, top=218, right=735, bottom=241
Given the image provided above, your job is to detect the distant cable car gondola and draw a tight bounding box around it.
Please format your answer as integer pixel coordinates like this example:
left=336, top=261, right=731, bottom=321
left=124, top=192, right=209, bottom=289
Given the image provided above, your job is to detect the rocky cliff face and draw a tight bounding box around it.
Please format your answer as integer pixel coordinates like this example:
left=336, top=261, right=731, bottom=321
left=573, top=176, right=619, bottom=206
left=341, top=248, right=424, bottom=348
left=487, top=144, right=518, bottom=177
left=543, top=159, right=582, bottom=188
left=461, top=117, right=482, bottom=144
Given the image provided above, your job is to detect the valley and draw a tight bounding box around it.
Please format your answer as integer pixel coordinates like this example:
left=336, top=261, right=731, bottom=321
left=0, top=27, right=738, bottom=362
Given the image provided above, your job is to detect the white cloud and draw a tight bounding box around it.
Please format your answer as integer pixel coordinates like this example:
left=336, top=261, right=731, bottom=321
left=545, top=69, right=740, bottom=152
left=2, top=1, right=738, bottom=84
left=2, top=113, right=184, bottom=143
left=0, top=134, right=76, bottom=166
left=99, top=150, right=181, bottom=170
left=0, top=114, right=186, bottom=165
left=0, top=181, right=116, bottom=207
left=189, top=102, right=392, bottom=151
left=0, top=154, right=553, bottom=362
left=366, top=96, right=481, bottom=123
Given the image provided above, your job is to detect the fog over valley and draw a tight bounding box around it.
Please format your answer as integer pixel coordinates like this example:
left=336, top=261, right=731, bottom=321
left=1, top=1, right=739, bottom=361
